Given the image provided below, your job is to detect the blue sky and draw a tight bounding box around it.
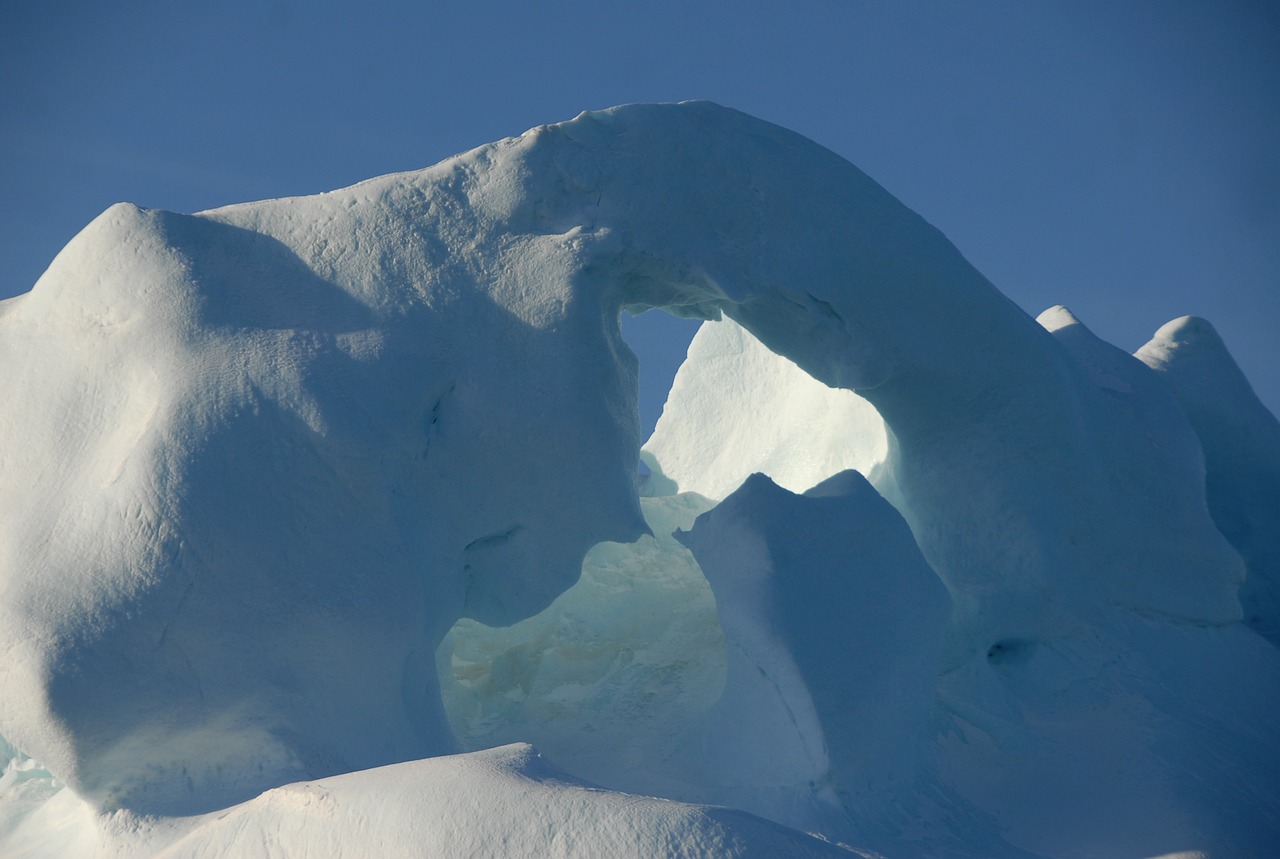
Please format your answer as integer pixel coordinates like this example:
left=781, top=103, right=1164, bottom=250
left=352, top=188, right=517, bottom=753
left=2, top=1, right=1277, bottom=431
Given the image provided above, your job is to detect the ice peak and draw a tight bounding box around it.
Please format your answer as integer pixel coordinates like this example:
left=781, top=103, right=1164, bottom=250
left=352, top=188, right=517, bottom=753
left=1150, top=314, right=1226, bottom=350
left=1035, top=303, right=1083, bottom=332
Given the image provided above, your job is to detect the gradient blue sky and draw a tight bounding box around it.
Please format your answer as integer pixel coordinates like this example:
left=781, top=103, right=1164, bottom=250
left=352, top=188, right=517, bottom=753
left=3, top=1, right=1277, bottom=432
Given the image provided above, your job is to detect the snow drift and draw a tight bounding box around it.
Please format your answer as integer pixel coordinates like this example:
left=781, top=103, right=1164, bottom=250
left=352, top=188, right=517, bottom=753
left=1, top=101, right=1278, bottom=856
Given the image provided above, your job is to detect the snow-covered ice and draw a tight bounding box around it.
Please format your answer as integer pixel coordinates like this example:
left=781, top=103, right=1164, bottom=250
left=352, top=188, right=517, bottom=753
left=1, top=101, right=1278, bottom=857
left=671, top=470, right=950, bottom=839
left=1137, top=315, right=1280, bottom=645
left=2, top=743, right=851, bottom=858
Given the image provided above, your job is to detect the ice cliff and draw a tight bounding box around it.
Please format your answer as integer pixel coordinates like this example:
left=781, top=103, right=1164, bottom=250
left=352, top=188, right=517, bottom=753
left=1, top=101, right=1277, bottom=857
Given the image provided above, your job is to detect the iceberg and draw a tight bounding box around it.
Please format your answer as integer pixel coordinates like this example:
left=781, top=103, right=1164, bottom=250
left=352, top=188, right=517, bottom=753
left=1, top=101, right=1277, bottom=856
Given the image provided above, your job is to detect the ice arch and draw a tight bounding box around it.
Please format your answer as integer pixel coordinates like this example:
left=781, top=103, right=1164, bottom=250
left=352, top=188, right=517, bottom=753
left=500, top=102, right=1241, bottom=645
left=0, top=101, right=1241, bottom=815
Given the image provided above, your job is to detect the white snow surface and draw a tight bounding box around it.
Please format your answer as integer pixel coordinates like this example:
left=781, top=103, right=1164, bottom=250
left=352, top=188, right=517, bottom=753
left=643, top=317, right=889, bottom=500
left=2, top=101, right=1279, bottom=857
left=2, top=744, right=851, bottom=858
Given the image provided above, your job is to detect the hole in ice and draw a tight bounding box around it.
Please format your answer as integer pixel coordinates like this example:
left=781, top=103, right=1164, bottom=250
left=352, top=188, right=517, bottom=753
left=436, top=310, right=723, bottom=786
left=986, top=638, right=1037, bottom=666
left=619, top=309, right=702, bottom=441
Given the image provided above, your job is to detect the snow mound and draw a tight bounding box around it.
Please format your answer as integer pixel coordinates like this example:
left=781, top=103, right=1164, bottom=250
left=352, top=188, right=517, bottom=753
left=1136, top=316, right=1280, bottom=644
left=0, top=199, right=647, bottom=815
left=151, top=744, right=854, bottom=859
left=170, top=744, right=853, bottom=859
left=3, top=744, right=853, bottom=858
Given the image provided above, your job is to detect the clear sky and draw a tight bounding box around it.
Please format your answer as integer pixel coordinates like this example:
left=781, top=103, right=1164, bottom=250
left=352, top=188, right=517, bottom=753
left=3, top=1, right=1277, bottom=433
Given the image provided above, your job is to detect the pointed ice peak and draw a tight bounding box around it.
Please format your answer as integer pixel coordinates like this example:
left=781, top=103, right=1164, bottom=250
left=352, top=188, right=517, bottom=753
left=673, top=467, right=948, bottom=813
left=1137, top=315, right=1250, bottom=394
left=802, top=468, right=874, bottom=499
left=1147, top=315, right=1226, bottom=351
left=1137, top=315, right=1280, bottom=644
left=1035, top=304, right=1084, bottom=333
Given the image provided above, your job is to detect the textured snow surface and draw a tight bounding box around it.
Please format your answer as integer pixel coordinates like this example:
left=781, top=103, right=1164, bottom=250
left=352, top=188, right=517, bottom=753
left=2, top=744, right=851, bottom=858
left=2, top=101, right=1279, bottom=857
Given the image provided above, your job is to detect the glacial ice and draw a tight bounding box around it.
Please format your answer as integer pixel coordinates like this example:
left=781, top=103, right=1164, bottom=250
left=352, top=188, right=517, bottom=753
left=1137, top=315, right=1280, bottom=645
left=1, top=101, right=1278, bottom=857
left=439, top=492, right=725, bottom=792
left=672, top=470, right=951, bottom=839
left=642, top=316, right=889, bottom=500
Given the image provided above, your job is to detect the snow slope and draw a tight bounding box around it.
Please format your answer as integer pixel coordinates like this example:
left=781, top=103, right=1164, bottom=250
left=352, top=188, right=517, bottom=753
left=1, top=101, right=1278, bottom=857
left=671, top=470, right=950, bottom=842
left=1, top=744, right=851, bottom=859
left=1137, top=315, right=1280, bottom=645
